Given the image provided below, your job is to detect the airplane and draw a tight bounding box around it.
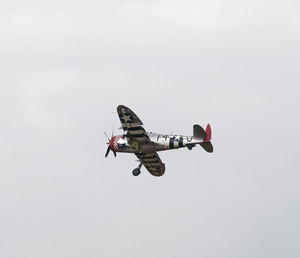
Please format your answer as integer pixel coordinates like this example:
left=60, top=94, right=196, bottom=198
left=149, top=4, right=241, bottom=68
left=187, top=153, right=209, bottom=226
left=105, top=105, right=213, bottom=177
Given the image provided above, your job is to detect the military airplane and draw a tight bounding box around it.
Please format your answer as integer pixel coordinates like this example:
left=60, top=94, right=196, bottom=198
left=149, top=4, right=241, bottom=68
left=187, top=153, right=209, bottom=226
left=105, top=105, right=213, bottom=177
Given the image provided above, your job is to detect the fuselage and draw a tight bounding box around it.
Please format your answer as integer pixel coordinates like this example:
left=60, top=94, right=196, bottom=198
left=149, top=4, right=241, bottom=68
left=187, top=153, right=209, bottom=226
left=110, top=132, right=205, bottom=153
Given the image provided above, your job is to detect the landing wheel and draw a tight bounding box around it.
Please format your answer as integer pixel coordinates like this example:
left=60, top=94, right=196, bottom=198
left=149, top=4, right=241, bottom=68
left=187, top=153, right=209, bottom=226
left=187, top=145, right=193, bottom=150
left=132, top=168, right=141, bottom=176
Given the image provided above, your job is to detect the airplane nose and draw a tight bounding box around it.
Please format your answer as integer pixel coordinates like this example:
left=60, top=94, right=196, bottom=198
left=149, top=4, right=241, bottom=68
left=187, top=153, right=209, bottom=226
left=110, top=136, right=116, bottom=151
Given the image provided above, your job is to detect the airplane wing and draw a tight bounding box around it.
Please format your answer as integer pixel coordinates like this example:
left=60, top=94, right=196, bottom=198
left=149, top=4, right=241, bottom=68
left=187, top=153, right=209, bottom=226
left=117, top=105, right=151, bottom=146
left=117, top=105, right=165, bottom=176
left=135, top=152, right=165, bottom=177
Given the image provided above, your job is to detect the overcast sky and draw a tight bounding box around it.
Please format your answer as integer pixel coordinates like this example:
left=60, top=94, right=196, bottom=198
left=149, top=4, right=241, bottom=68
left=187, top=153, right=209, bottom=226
left=1, top=1, right=300, bottom=257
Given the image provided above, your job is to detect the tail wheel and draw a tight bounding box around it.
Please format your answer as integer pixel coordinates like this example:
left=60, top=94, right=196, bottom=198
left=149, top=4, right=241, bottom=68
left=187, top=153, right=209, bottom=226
left=187, top=144, right=195, bottom=150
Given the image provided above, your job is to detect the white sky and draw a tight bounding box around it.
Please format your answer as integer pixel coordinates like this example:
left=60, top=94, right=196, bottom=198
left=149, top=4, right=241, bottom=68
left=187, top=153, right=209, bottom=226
left=1, top=1, right=300, bottom=257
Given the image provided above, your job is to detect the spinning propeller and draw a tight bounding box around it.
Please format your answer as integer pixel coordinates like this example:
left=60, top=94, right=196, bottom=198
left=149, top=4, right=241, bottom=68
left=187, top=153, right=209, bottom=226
left=104, top=131, right=116, bottom=158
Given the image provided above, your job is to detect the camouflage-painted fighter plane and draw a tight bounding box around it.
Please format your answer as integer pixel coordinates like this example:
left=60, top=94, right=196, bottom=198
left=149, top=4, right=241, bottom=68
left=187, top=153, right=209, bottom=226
left=105, top=105, right=213, bottom=177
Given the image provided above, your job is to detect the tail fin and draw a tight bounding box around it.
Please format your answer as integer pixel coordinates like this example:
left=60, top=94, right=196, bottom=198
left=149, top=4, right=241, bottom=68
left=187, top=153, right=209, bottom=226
left=204, top=124, right=211, bottom=142
left=199, top=124, right=213, bottom=153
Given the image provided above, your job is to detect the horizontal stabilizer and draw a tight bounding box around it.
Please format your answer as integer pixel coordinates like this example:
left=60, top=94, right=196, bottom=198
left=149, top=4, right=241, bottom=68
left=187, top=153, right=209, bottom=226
left=193, top=124, right=206, bottom=139
left=199, top=142, right=213, bottom=153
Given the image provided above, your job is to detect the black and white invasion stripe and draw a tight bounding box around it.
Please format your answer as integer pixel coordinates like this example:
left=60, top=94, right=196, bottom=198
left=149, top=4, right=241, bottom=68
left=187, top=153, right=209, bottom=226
left=135, top=152, right=165, bottom=177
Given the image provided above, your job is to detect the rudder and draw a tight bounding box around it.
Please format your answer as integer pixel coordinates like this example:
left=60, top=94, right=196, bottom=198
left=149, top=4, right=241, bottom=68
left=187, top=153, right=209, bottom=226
left=200, top=124, right=213, bottom=153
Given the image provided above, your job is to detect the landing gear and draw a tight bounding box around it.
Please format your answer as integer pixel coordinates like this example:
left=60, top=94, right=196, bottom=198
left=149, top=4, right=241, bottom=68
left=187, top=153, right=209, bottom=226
left=187, top=144, right=196, bottom=150
left=132, top=168, right=141, bottom=176
left=132, top=162, right=143, bottom=176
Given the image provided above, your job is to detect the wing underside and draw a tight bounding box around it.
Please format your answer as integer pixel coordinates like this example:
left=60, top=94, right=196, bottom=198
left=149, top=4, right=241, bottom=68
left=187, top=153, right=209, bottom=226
left=117, top=105, right=165, bottom=176
left=117, top=105, right=151, bottom=145
left=135, top=152, right=165, bottom=177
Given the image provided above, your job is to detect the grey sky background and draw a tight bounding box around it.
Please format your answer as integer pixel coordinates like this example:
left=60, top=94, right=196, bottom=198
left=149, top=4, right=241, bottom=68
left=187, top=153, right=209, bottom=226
left=1, top=1, right=300, bottom=257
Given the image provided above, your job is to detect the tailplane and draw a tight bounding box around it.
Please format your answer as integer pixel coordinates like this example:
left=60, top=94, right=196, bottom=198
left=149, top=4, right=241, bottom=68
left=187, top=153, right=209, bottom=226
left=193, top=124, right=206, bottom=139
left=200, top=142, right=213, bottom=153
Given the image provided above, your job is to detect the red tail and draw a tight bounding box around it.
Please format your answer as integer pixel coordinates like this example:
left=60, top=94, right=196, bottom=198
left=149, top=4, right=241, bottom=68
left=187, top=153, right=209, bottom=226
left=204, top=124, right=211, bottom=142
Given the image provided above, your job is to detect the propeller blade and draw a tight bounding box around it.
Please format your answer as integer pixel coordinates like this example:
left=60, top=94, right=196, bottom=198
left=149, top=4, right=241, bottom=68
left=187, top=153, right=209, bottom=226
left=105, top=127, right=115, bottom=158
left=105, top=145, right=111, bottom=158
left=104, top=132, right=110, bottom=141
left=111, top=124, right=114, bottom=139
